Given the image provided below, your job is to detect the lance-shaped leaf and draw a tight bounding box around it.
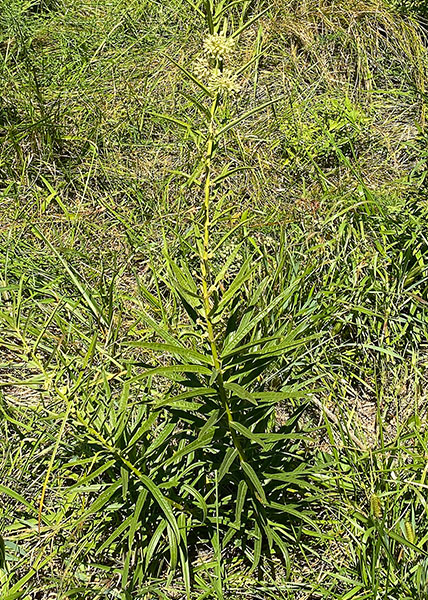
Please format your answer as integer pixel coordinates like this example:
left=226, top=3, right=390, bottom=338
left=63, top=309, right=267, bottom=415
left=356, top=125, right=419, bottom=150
left=127, top=342, right=212, bottom=365
left=162, top=53, right=213, bottom=97
left=241, top=462, right=267, bottom=504
left=127, top=364, right=212, bottom=385
left=215, top=97, right=283, bottom=138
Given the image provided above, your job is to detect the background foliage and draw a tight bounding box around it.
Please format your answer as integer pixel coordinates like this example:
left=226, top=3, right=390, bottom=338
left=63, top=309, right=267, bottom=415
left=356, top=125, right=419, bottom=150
left=1, top=0, right=428, bottom=598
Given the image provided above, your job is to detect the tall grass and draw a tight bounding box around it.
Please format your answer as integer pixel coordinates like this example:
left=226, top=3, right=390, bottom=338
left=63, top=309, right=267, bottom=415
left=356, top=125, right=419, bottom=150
left=1, top=0, right=428, bottom=598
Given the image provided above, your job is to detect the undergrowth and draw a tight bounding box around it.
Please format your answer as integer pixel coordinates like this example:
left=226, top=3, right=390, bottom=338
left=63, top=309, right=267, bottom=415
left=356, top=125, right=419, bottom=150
left=1, top=0, right=428, bottom=598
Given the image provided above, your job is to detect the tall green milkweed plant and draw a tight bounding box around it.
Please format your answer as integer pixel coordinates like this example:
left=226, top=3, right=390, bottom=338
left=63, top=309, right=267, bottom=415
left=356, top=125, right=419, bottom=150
left=71, top=1, right=323, bottom=597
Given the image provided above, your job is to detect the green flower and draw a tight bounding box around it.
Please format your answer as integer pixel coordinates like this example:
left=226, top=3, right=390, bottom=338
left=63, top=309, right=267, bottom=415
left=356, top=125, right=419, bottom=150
left=207, top=68, right=240, bottom=94
left=203, top=34, right=235, bottom=59
left=193, top=57, right=211, bottom=79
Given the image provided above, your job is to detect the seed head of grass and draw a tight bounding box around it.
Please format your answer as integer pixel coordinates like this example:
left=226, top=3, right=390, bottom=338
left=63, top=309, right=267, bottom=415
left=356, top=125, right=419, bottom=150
left=370, top=493, right=382, bottom=518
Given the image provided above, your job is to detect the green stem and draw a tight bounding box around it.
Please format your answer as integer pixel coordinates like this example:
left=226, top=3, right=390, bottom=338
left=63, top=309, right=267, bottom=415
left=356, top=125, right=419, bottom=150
left=199, top=95, right=246, bottom=463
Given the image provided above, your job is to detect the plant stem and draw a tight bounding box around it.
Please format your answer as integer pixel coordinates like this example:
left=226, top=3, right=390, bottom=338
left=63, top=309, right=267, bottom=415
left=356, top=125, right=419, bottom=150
left=199, top=95, right=246, bottom=463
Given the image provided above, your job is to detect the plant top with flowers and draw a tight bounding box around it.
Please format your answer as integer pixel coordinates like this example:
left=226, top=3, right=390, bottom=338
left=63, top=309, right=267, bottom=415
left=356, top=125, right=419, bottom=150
left=195, top=31, right=240, bottom=94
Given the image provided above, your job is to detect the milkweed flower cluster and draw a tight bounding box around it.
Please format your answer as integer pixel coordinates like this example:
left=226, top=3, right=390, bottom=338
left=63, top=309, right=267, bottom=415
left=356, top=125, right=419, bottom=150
left=207, top=68, right=240, bottom=94
left=193, top=57, right=212, bottom=79
left=194, top=33, right=240, bottom=95
left=203, top=34, right=235, bottom=59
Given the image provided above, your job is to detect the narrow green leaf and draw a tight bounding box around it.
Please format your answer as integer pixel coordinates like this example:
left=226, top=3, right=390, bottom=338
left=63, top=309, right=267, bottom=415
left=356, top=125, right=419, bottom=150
left=269, top=501, right=319, bottom=531
left=0, top=485, right=50, bottom=525
left=241, top=462, right=266, bottom=504
left=145, top=521, right=167, bottom=569
left=155, top=387, right=216, bottom=407
left=0, top=534, right=5, bottom=569
left=148, top=110, right=201, bottom=138
left=67, top=459, right=116, bottom=491
left=182, top=484, right=208, bottom=522
left=128, top=342, right=212, bottom=365
left=218, top=447, right=239, bottom=482
left=31, top=226, right=108, bottom=328
left=231, top=421, right=266, bottom=448
left=224, top=382, right=257, bottom=404
left=216, top=97, right=282, bottom=138
left=223, top=282, right=300, bottom=354
left=128, top=364, right=212, bottom=385
left=160, top=431, right=214, bottom=469
left=212, top=166, right=256, bottom=186
left=231, top=6, right=270, bottom=38
left=252, top=521, right=262, bottom=571
left=235, top=480, right=247, bottom=527
left=139, top=474, right=180, bottom=542
left=162, top=53, right=212, bottom=97
left=74, top=481, right=122, bottom=527
left=204, top=0, right=214, bottom=33
left=98, top=513, right=134, bottom=553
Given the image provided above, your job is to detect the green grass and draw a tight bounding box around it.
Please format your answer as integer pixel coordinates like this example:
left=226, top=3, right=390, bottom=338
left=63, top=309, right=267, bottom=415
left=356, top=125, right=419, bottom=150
left=1, top=0, right=428, bottom=598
